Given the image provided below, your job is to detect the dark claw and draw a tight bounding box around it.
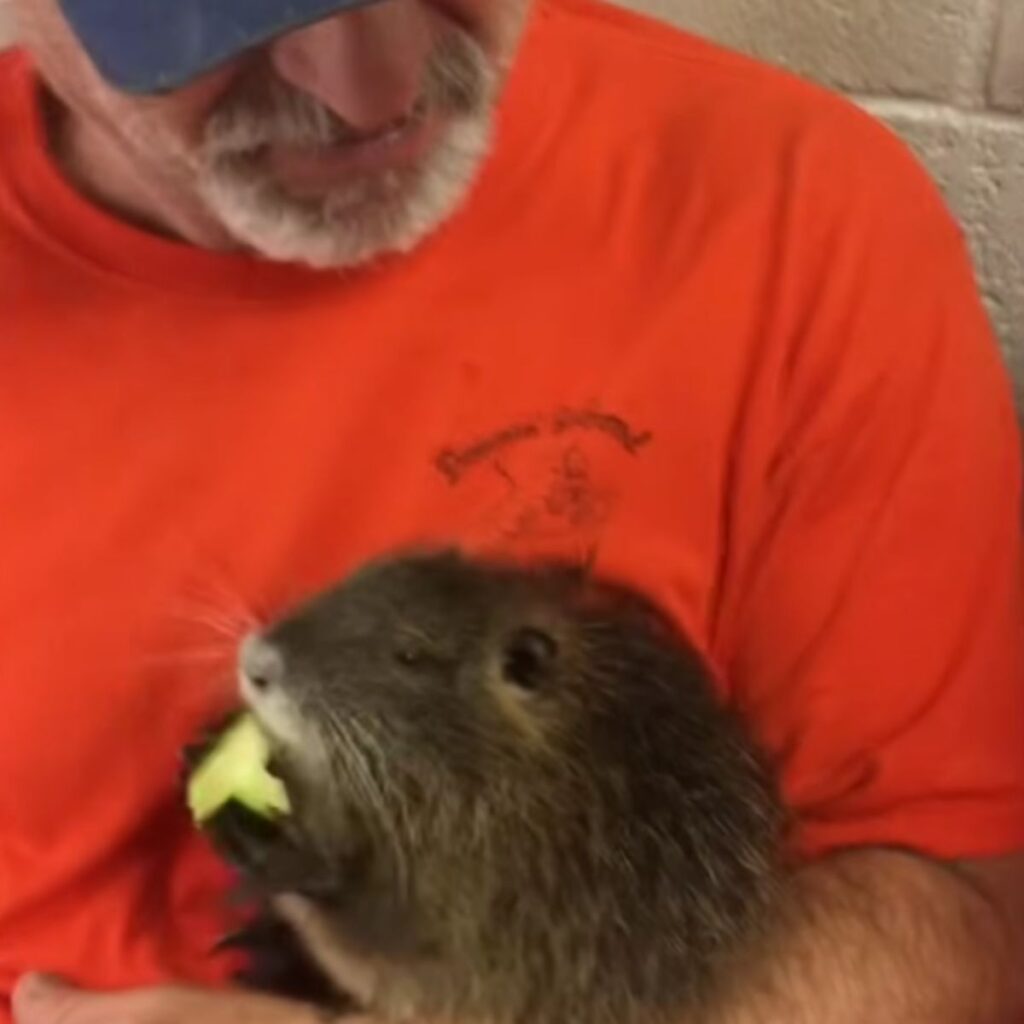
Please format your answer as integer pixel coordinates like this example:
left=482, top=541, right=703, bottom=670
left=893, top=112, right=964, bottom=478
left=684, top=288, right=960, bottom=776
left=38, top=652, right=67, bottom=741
left=214, top=909, right=352, bottom=1010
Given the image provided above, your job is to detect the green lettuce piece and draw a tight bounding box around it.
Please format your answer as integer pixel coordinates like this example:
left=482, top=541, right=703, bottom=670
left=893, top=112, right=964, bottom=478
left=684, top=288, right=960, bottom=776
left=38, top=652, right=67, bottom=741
left=187, top=712, right=291, bottom=824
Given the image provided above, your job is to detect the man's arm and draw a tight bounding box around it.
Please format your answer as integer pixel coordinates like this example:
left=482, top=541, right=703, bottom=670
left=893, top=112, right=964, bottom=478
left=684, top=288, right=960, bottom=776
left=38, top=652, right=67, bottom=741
left=703, top=93, right=1024, bottom=1024
left=712, top=850, right=1024, bottom=1024
left=11, top=850, right=1024, bottom=1024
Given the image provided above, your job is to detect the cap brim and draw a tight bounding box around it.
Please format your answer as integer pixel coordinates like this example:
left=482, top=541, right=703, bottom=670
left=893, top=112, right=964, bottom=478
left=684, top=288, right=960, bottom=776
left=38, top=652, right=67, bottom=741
left=58, top=0, right=384, bottom=94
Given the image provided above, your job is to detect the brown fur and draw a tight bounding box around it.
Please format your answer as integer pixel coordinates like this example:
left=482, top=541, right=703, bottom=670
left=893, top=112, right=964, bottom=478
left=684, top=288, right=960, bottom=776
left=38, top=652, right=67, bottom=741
left=195, top=549, right=789, bottom=1024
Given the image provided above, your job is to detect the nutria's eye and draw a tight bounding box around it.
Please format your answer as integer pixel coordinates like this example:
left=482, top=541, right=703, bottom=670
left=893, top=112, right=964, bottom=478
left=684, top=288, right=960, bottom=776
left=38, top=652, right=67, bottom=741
left=394, top=643, right=426, bottom=668
left=502, top=628, right=558, bottom=690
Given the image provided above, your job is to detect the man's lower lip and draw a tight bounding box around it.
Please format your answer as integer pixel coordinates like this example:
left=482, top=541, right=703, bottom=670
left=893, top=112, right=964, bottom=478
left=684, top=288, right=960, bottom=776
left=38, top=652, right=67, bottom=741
left=266, top=112, right=442, bottom=190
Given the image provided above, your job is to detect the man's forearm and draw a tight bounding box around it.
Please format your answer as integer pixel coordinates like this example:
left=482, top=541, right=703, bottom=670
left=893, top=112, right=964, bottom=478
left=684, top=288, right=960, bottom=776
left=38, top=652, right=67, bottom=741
left=710, top=849, right=1023, bottom=1024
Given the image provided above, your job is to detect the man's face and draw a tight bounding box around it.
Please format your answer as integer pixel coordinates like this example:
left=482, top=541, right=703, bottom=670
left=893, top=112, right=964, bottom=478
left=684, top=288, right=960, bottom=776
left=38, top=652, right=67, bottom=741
left=14, top=0, right=532, bottom=267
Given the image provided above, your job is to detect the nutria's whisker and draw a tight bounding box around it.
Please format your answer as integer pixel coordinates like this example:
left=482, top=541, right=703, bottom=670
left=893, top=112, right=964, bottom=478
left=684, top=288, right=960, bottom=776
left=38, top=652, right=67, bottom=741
left=139, top=644, right=237, bottom=668
left=345, top=713, right=417, bottom=891
left=320, top=713, right=379, bottom=813
left=318, top=710, right=414, bottom=890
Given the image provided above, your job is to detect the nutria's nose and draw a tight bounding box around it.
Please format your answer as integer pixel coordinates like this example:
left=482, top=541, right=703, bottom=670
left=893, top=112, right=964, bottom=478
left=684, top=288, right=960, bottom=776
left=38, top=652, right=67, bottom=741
left=239, top=633, right=286, bottom=694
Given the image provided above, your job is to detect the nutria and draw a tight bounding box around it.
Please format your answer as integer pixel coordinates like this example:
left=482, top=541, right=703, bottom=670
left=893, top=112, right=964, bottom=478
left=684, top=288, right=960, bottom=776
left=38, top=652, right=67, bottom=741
left=186, top=548, right=788, bottom=1024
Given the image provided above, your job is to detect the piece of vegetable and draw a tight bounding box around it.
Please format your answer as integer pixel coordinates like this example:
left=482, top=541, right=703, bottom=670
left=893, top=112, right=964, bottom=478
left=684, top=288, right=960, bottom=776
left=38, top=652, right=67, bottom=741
left=187, top=712, right=291, bottom=824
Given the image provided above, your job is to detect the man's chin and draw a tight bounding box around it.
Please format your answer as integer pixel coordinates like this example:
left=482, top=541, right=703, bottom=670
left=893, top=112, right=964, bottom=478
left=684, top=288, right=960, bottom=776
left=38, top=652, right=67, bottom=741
left=197, top=114, right=495, bottom=270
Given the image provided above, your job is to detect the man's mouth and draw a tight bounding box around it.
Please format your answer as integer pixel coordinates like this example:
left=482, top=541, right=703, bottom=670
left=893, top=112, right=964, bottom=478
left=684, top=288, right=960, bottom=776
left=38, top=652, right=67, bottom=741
left=261, top=98, right=442, bottom=193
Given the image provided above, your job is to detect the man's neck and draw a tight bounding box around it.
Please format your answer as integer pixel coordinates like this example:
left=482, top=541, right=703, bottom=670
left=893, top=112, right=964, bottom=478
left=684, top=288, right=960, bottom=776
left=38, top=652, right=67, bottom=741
left=40, top=85, right=235, bottom=249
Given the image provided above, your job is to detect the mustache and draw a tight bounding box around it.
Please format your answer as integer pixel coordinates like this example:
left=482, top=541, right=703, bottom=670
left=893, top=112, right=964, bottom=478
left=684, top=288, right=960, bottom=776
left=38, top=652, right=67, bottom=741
left=201, top=29, right=496, bottom=158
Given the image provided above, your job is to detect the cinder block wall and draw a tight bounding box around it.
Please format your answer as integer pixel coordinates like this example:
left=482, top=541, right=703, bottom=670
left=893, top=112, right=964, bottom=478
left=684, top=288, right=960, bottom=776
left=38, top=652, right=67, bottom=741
left=620, top=0, right=1024, bottom=397
left=1, top=1, right=1021, bottom=390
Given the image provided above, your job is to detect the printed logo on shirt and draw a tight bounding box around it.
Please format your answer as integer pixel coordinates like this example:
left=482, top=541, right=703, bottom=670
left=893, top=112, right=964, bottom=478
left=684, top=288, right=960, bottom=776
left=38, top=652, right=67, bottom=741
left=433, top=406, right=652, bottom=553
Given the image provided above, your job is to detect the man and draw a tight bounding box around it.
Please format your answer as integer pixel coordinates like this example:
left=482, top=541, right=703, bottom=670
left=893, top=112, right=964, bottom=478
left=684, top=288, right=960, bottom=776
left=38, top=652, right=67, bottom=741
left=2, top=0, right=1023, bottom=1022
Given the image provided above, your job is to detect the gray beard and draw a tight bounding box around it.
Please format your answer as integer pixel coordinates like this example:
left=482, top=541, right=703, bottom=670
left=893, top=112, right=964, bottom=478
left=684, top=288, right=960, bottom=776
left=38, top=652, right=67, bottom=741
left=192, top=29, right=501, bottom=270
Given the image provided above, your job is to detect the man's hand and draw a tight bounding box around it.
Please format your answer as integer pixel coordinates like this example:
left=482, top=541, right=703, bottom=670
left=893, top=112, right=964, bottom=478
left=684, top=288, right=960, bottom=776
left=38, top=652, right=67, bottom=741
left=11, top=974, right=358, bottom=1024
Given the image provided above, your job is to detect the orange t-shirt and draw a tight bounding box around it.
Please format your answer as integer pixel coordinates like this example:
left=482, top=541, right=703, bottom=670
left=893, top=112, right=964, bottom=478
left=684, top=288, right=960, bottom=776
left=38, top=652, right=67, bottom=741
left=2, top=0, right=1024, bottom=1011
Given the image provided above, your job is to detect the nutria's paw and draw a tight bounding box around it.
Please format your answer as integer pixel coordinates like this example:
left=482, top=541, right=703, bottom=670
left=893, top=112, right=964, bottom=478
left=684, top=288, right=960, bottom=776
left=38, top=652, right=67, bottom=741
left=215, top=909, right=352, bottom=1011
left=201, top=799, right=326, bottom=895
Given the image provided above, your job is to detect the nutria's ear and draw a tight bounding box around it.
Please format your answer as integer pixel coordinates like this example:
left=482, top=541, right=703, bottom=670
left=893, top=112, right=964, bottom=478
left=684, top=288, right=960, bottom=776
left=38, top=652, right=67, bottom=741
left=546, top=545, right=598, bottom=586
left=424, top=544, right=483, bottom=580
left=433, top=545, right=470, bottom=568
left=579, top=544, right=599, bottom=578
left=362, top=540, right=466, bottom=574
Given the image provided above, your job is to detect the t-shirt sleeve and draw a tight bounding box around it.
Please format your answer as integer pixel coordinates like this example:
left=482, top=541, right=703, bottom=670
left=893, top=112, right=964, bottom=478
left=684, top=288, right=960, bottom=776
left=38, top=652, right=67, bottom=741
left=719, top=105, right=1024, bottom=862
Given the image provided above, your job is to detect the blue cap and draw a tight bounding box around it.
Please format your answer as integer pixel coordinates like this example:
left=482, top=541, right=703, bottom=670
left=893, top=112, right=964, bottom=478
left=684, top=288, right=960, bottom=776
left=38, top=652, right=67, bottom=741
left=58, top=0, right=383, bottom=94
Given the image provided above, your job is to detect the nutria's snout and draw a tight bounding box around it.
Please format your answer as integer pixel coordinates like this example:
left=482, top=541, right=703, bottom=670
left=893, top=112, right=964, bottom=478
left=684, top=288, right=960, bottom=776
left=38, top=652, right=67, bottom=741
left=240, top=633, right=285, bottom=696
left=237, top=632, right=310, bottom=758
